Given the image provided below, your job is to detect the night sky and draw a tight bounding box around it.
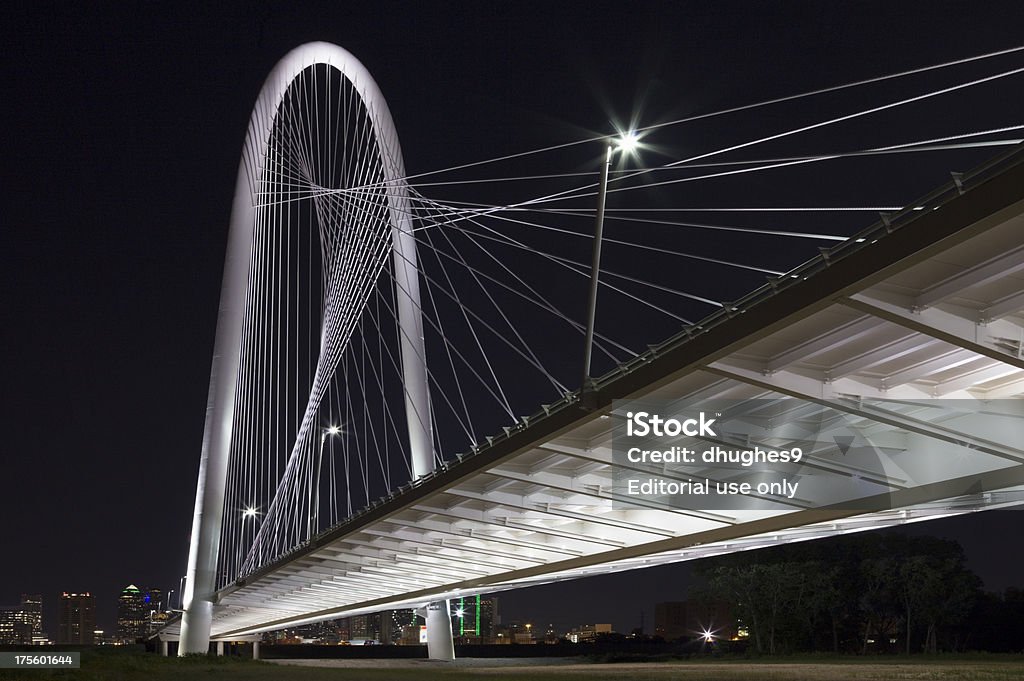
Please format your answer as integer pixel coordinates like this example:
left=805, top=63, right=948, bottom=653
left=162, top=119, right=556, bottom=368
left=3, top=1, right=1024, bottom=636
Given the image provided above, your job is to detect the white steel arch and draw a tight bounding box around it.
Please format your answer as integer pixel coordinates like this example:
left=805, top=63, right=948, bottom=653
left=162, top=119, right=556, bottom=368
left=179, top=42, right=447, bottom=657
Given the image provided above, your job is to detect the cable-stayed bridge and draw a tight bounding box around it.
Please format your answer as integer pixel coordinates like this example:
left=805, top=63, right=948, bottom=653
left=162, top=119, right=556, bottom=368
left=160, top=43, right=1024, bottom=658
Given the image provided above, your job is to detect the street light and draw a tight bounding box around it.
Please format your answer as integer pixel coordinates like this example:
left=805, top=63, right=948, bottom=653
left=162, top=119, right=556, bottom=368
left=581, top=130, right=640, bottom=394
left=311, top=425, right=342, bottom=537
left=240, top=507, right=261, bottom=570
left=616, top=132, right=639, bottom=153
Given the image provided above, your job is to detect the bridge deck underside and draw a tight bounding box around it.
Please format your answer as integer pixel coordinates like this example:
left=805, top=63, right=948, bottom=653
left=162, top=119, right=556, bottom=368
left=165, top=151, right=1024, bottom=640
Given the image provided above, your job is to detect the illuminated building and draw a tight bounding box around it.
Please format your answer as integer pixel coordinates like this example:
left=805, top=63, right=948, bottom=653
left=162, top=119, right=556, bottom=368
left=117, top=585, right=146, bottom=642
left=19, top=594, right=42, bottom=639
left=399, top=623, right=424, bottom=645
left=453, top=595, right=496, bottom=643
left=566, top=623, right=611, bottom=643
left=117, top=585, right=163, bottom=643
left=0, top=595, right=43, bottom=645
left=58, top=592, right=95, bottom=644
left=386, top=609, right=417, bottom=644
left=345, top=613, right=382, bottom=642
left=0, top=608, right=32, bottom=644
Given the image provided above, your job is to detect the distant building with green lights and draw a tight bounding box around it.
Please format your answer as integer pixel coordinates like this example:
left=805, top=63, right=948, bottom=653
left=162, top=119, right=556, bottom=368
left=117, top=585, right=163, bottom=643
left=453, top=595, right=496, bottom=643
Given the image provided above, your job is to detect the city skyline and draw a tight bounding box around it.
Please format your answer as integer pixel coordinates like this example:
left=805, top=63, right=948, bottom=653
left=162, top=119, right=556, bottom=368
left=6, top=509, right=1024, bottom=640
left=3, top=1, right=1024, bottom=641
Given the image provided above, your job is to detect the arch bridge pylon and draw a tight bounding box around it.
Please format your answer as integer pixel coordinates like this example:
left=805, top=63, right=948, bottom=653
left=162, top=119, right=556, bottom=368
left=178, top=42, right=454, bottom=660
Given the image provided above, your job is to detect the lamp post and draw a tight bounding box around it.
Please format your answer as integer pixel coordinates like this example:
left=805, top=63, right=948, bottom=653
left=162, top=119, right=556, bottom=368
left=581, top=132, right=639, bottom=396
left=241, top=506, right=259, bottom=568
left=311, top=425, right=341, bottom=537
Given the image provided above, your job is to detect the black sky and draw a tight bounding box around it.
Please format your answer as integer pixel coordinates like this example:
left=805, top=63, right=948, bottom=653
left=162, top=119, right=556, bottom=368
left=3, top=0, right=1024, bottom=635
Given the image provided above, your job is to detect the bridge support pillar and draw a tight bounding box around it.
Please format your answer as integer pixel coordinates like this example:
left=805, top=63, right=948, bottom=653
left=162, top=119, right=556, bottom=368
left=252, top=641, right=260, bottom=660
left=216, top=641, right=224, bottom=656
left=180, top=599, right=214, bottom=656
left=426, top=600, right=455, bottom=661
left=160, top=640, right=169, bottom=657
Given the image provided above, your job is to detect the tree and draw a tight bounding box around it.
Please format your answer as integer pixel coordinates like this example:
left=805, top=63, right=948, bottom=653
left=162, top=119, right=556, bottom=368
left=894, top=538, right=979, bottom=653
left=700, top=562, right=798, bottom=654
left=859, top=556, right=900, bottom=654
left=694, top=532, right=982, bottom=655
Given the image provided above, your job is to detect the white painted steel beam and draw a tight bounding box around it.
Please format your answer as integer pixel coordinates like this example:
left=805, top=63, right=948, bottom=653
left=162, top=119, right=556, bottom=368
left=982, top=290, right=1024, bottom=322
left=914, top=245, right=1024, bottom=308
left=842, top=294, right=1024, bottom=371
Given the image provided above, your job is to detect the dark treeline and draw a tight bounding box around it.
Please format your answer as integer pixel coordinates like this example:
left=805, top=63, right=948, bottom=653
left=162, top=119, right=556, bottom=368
left=694, top=533, right=1024, bottom=654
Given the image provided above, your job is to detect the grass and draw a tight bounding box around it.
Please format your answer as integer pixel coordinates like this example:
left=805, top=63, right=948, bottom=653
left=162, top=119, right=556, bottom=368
left=2, top=649, right=1023, bottom=681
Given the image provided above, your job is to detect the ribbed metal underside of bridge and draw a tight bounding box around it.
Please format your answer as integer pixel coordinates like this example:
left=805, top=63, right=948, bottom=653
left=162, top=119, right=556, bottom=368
left=165, top=146, right=1024, bottom=640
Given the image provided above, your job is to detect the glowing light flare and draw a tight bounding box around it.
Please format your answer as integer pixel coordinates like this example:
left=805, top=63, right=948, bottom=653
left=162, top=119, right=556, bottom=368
left=699, top=626, right=722, bottom=643
left=327, top=425, right=341, bottom=436
left=243, top=507, right=258, bottom=519
left=615, top=131, right=640, bottom=153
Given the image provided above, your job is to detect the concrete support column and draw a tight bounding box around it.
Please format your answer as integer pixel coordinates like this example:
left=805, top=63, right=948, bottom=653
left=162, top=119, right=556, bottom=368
left=160, top=639, right=169, bottom=657
left=216, top=641, right=224, bottom=656
left=426, top=600, right=454, bottom=661
left=180, top=600, right=213, bottom=656
left=252, top=641, right=260, bottom=660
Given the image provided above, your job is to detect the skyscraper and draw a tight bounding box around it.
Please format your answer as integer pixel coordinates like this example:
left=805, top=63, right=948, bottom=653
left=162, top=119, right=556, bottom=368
left=347, top=613, right=382, bottom=641
left=0, top=607, right=32, bottom=644
left=454, top=594, right=497, bottom=642
left=19, top=594, right=42, bottom=640
left=57, top=593, right=95, bottom=644
left=479, top=596, right=496, bottom=639
left=0, top=595, right=42, bottom=645
left=386, top=609, right=417, bottom=644
left=117, top=585, right=163, bottom=643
